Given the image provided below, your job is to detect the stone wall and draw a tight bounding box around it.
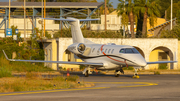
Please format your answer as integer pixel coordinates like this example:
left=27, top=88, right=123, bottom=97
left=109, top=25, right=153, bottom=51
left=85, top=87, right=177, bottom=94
left=57, top=38, right=178, bottom=70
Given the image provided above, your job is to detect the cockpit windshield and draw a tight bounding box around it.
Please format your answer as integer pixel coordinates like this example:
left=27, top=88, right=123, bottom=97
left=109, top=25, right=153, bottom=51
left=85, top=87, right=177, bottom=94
left=119, top=48, right=139, bottom=54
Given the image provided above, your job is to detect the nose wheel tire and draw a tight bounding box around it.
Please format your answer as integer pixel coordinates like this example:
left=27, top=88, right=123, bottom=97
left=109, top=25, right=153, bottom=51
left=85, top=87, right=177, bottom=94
left=115, top=74, right=119, bottom=77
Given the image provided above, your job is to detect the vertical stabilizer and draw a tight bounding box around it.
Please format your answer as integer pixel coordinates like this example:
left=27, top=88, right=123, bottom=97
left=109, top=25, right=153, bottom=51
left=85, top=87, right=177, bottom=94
left=40, top=17, right=99, bottom=44
left=68, top=18, right=84, bottom=43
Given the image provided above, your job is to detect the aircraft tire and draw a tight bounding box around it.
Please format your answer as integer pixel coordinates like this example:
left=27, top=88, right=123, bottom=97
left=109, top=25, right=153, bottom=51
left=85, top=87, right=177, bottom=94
left=84, top=70, right=89, bottom=77
left=115, top=74, right=119, bottom=77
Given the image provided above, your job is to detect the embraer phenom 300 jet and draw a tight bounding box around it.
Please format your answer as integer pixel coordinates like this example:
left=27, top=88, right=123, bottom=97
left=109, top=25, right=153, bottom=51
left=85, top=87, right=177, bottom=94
left=3, top=18, right=177, bottom=78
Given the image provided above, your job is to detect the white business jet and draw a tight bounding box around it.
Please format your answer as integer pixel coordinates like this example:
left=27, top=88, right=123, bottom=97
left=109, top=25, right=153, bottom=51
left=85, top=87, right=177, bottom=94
left=2, top=17, right=177, bottom=78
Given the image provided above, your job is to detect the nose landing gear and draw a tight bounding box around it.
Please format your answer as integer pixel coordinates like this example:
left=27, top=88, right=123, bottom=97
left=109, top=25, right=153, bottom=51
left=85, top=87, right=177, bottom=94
left=132, top=68, right=139, bottom=78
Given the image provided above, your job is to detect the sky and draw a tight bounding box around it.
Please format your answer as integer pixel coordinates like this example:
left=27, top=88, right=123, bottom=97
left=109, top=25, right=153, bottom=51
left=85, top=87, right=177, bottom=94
left=97, top=0, right=120, bottom=9
left=0, top=0, right=120, bottom=9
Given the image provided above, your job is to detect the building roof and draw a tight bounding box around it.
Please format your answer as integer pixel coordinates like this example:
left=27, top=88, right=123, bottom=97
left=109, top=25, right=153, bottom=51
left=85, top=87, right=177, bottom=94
left=109, top=10, right=117, bottom=15
left=148, top=18, right=177, bottom=31
left=0, top=2, right=104, bottom=8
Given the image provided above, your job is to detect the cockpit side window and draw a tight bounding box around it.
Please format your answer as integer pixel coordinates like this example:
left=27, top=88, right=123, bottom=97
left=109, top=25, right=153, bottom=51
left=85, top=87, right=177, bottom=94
left=120, top=48, right=139, bottom=54
left=132, top=48, right=139, bottom=53
left=119, top=49, right=125, bottom=53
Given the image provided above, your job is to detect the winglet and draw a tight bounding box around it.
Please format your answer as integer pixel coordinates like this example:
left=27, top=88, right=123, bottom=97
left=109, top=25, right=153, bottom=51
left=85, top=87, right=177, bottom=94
left=2, top=50, right=10, bottom=61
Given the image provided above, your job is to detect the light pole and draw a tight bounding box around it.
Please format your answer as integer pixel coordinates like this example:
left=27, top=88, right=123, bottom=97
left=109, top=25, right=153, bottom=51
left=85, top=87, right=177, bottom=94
left=171, top=0, right=173, bottom=30
left=123, top=0, right=125, bottom=38
left=44, top=0, right=46, bottom=37
left=24, top=0, right=26, bottom=42
left=42, top=0, right=43, bottom=37
left=105, top=0, right=107, bottom=31
left=9, top=0, right=10, bottom=29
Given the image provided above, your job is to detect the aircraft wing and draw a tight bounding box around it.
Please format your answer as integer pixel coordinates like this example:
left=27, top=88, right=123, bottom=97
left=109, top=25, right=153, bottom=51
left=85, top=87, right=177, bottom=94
left=147, top=61, right=177, bottom=64
left=2, top=50, right=103, bottom=67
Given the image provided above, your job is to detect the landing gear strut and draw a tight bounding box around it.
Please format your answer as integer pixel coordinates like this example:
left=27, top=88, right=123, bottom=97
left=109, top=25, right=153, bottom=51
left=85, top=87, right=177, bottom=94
left=84, top=70, right=89, bottom=77
left=133, top=68, right=139, bottom=78
left=83, top=66, right=92, bottom=77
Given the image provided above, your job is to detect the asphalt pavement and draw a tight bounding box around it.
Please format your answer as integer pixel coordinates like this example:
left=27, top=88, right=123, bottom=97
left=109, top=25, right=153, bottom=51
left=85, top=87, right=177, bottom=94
left=0, top=74, right=180, bottom=101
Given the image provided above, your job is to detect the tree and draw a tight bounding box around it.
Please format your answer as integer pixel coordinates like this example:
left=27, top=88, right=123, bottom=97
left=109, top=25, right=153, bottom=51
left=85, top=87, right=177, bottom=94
left=166, top=1, right=180, bottom=20
left=156, top=0, right=180, bottom=18
left=135, top=0, right=161, bottom=37
left=99, top=0, right=114, bottom=15
left=17, top=0, right=96, bottom=2
left=117, top=0, right=135, bottom=38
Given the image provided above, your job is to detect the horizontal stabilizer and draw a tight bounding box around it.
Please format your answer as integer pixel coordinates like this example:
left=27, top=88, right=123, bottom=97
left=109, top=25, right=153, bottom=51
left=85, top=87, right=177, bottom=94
left=2, top=50, right=103, bottom=67
left=40, top=18, right=75, bottom=21
left=147, top=61, right=177, bottom=64
left=40, top=17, right=100, bottom=22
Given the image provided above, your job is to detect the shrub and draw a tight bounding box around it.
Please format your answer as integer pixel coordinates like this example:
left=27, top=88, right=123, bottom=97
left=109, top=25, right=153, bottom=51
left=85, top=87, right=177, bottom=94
left=154, top=71, right=160, bottom=75
left=123, top=66, right=134, bottom=70
left=79, top=65, right=86, bottom=70
left=158, top=64, right=168, bottom=70
left=0, top=67, right=12, bottom=78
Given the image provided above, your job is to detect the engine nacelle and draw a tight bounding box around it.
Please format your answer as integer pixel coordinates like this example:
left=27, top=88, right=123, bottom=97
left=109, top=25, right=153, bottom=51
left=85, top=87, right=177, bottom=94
left=67, top=43, right=86, bottom=54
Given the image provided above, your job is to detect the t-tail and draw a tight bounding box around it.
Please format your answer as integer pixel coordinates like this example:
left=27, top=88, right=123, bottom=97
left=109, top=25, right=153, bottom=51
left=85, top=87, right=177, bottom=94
left=40, top=17, right=99, bottom=44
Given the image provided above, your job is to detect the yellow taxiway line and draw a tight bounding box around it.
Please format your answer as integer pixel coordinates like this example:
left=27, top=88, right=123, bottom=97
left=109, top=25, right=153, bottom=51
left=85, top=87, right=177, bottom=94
left=0, top=82, right=158, bottom=96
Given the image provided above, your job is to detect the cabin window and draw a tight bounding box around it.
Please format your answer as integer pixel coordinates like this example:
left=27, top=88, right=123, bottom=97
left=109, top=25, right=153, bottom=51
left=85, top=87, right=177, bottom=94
left=105, top=49, right=107, bottom=53
left=102, top=48, right=104, bottom=53
left=119, top=49, right=125, bottom=53
left=92, top=48, right=95, bottom=53
left=108, top=49, right=111, bottom=53
left=111, top=49, right=114, bottom=54
left=97, top=48, right=100, bottom=55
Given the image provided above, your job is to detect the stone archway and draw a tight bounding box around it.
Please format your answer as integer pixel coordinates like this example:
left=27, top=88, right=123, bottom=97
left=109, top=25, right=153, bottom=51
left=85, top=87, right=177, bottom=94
left=133, top=46, right=145, bottom=58
left=149, top=46, right=174, bottom=70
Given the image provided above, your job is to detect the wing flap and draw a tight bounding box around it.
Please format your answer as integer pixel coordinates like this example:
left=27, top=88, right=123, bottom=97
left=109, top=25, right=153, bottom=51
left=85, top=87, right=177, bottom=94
left=2, top=50, right=103, bottom=67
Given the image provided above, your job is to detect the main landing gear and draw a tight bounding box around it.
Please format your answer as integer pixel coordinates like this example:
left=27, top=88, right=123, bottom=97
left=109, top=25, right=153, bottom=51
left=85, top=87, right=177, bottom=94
left=83, top=66, right=92, bottom=77
left=115, top=68, right=124, bottom=77
left=132, top=68, right=139, bottom=78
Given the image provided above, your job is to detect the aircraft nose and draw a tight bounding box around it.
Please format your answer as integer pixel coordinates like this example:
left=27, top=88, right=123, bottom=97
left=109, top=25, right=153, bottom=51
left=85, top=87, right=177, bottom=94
left=139, top=60, right=147, bottom=67
left=136, top=55, right=147, bottom=67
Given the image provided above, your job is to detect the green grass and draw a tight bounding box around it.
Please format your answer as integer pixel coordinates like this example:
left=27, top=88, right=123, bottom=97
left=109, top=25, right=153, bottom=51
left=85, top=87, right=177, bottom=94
left=154, top=71, right=160, bottom=75
left=0, top=55, right=53, bottom=73
left=0, top=74, right=85, bottom=93
left=0, top=67, right=12, bottom=78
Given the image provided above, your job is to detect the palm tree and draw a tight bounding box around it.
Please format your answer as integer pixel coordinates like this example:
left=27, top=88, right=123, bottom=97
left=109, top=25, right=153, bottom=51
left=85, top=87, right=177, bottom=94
left=134, top=0, right=161, bottom=37
left=117, top=0, right=135, bottom=38
left=99, top=0, right=114, bottom=15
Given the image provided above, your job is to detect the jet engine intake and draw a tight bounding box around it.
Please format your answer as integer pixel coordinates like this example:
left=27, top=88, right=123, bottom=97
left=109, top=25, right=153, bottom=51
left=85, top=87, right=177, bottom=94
left=67, top=43, right=86, bottom=54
